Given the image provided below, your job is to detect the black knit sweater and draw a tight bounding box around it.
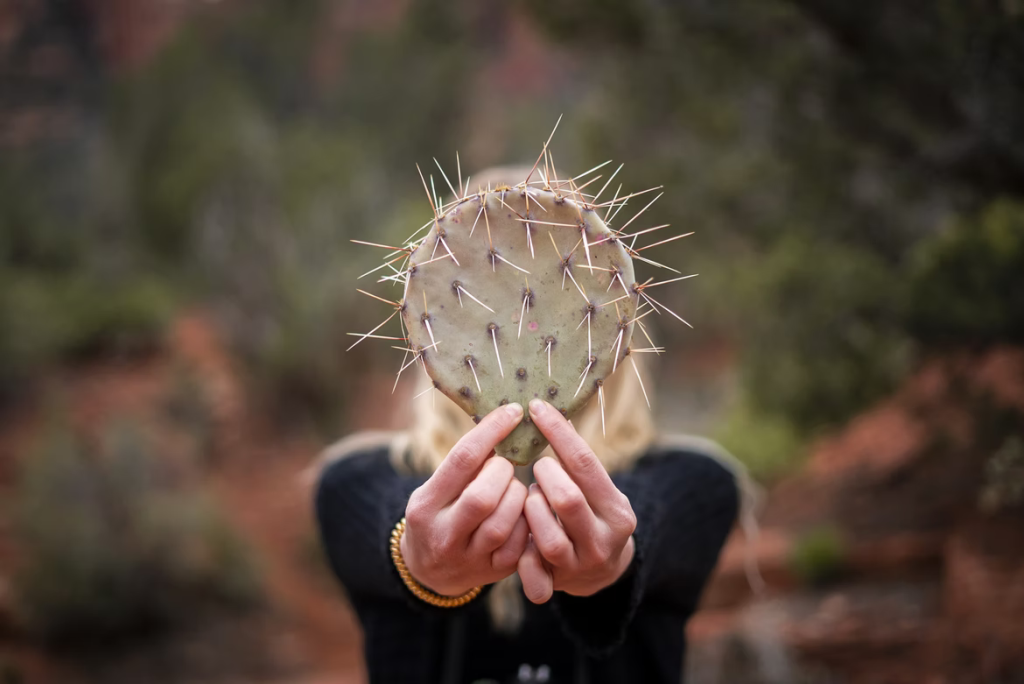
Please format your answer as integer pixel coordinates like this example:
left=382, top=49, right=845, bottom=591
left=314, top=443, right=738, bottom=684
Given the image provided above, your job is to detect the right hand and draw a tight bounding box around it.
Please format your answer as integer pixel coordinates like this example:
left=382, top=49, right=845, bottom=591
left=401, top=402, right=529, bottom=596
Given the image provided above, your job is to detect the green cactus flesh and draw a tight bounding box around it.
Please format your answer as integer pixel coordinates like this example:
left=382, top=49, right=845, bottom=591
left=401, top=185, right=636, bottom=465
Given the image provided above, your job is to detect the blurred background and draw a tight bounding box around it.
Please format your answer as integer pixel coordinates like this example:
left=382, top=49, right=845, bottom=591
left=0, top=1, right=1022, bottom=682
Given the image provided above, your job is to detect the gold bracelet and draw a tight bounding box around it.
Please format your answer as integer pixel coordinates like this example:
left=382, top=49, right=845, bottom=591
left=389, top=517, right=483, bottom=608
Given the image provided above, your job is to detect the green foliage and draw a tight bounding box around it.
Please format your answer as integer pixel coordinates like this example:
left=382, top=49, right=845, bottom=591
left=1, top=274, right=174, bottom=356
left=4, top=0, right=1024, bottom=442
left=714, top=396, right=806, bottom=481
left=529, top=0, right=1024, bottom=438
left=0, top=0, right=481, bottom=432
left=979, top=436, right=1024, bottom=513
left=0, top=273, right=175, bottom=395
left=736, top=239, right=912, bottom=433
left=909, top=200, right=1024, bottom=347
left=87, top=1, right=477, bottom=434
left=13, top=419, right=261, bottom=643
left=0, top=131, right=178, bottom=401
left=524, top=0, right=647, bottom=46
left=789, top=526, right=846, bottom=587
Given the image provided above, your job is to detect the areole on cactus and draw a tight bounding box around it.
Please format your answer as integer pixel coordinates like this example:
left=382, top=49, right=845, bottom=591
left=349, top=119, right=695, bottom=465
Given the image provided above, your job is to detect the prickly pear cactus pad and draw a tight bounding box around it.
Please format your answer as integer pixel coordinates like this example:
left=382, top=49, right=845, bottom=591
left=349, top=124, right=695, bottom=465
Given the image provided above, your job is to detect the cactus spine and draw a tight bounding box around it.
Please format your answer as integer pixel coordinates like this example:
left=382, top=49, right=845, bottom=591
left=350, top=124, right=694, bottom=465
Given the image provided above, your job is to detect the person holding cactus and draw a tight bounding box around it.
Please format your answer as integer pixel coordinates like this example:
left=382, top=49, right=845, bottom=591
left=315, top=357, right=741, bottom=684
left=315, top=162, right=743, bottom=683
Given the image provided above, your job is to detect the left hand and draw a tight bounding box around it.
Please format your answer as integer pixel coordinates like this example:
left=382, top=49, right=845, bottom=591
left=518, top=399, right=637, bottom=604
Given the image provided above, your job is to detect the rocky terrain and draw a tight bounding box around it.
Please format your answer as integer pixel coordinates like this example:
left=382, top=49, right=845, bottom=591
left=2, top=316, right=1021, bottom=683
left=690, top=349, right=1024, bottom=684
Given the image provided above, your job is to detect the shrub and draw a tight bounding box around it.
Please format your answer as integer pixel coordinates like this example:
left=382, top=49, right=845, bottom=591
left=0, top=273, right=176, bottom=403
left=714, top=395, right=806, bottom=482
left=736, top=238, right=912, bottom=434
left=979, top=436, right=1024, bottom=513
left=0, top=147, right=178, bottom=403
left=13, top=419, right=260, bottom=643
left=909, top=199, right=1024, bottom=347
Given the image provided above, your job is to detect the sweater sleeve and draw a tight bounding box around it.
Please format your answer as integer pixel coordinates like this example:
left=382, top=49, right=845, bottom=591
left=316, top=445, right=501, bottom=618
left=314, top=446, right=425, bottom=605
left=551, top=447, right=739, bottom=654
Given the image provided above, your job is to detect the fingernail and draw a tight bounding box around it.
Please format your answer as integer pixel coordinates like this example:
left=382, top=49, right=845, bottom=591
left=529, top=398, right=545, bottom=417
left=505, top=402, right=523, bottom=421
left=529, top=483, right=539, bottom=494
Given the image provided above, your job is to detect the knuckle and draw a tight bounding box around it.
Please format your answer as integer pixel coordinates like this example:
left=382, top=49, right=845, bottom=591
left=564, top=442, right=598, bottom=473
left=460, top=489, right=492, bottom=518
left=405, top=491, right=429, bottom=527
left=609, top=501, right=637, bottom=535
left=415, top=548, right=441, bottom=576
left=624, top=508, right=638, bottom=535
left=491, top=547, right=518, bottom=572
left=584, top=534, right=612, bottom=564
left=477, top=521, right=508, bottom=550
left=549, top=486, right=586, bottom=516
left=435, top=533, right=458, bottom=558
left=447, top=444, right=477, bottom=472
left=549, top=421, right=574, bottom=445
left=543, top=537, right=572, bottom=562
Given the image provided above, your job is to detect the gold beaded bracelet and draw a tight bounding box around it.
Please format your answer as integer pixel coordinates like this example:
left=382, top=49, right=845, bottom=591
left=389, top=517, right=483, bottom=608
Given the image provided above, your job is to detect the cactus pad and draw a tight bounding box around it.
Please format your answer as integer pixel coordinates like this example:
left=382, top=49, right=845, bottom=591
left=401, top=183, right=637, bottom=465
left=350, top=131, right=694, bottom=465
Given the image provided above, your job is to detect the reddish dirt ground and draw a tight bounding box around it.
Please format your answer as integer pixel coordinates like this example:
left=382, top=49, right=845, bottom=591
left=2, top=316, right=1023, bottom=683
left=692, top=348, right=1024, bottom=683
left=0, top=313, right=369, bottom=684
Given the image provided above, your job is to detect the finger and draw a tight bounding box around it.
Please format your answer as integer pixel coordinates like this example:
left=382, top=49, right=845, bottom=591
left=517, top=539, right=553, bottom=604
left=447, top=456, right=514, bottom=538
left=533, top=456, right=598, bottom=544
left=528, top=399, right=620, bottom=516
left=524, top=484, right=575, bottom=568
left=421, top=403, right=523, bottom=507
left=470, top=478, right=528, bottom=554
left=491, top=514, right=529, bottom=573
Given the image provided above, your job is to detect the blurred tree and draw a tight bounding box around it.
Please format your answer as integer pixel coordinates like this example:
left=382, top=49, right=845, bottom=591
left=0, top=0, right=481, bottom=433
left=525, top=0, right=1024, bottom=435
left=14, top=418, right=261, bottom=643
left=3, top=0, right=1023, bottom=450
left=909, top=199, right=1024, bottom=347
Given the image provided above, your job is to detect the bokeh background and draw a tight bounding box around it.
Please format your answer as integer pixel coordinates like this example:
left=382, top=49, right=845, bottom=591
left=1, top=1, right=1023, bottom=682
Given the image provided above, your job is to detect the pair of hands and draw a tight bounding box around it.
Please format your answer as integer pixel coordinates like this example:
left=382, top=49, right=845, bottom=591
left=400, top=399, right=637, bottom=604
